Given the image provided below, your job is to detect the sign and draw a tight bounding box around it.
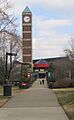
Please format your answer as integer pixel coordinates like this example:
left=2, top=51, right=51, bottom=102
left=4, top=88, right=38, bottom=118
left=35, top=69, right=39, bottom=72
left=40, top=69, right=44, bottom=72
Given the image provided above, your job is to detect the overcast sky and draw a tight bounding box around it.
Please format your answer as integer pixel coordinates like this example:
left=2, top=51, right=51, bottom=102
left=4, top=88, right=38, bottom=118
left=11, top=0, right=74, bottom=59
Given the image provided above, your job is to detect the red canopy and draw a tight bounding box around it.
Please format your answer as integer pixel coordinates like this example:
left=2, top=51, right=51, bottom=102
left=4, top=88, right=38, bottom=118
left=34, top=59, right=49, bottom=68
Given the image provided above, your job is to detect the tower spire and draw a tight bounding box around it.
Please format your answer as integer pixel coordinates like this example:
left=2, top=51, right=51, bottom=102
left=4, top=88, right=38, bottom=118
left=23, top=6, right=31, bottom=13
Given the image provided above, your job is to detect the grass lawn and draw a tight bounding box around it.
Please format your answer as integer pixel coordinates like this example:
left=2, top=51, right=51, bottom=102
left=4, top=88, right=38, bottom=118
left=0, top=95, right=11, bottom=107
left=12, top=86, right=22, bottom=95
left=53, top=88, right=74, bottom=120
left=0, top=85, right=3, bottom=94
left=0, top=85, right=22, bottom=107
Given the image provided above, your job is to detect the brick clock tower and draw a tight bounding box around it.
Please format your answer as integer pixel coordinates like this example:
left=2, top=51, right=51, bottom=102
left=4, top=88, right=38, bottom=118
left=22, top=6, right=32, bottom=70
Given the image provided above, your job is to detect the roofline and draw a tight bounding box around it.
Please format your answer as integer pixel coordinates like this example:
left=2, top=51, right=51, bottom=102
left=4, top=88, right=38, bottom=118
left=33, top=56, right=67, bottom=63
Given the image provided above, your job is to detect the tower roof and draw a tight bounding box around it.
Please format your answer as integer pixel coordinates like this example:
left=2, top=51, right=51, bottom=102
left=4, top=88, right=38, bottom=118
left=23, top=6, right=31, bottom=13
left=36, top=59, right=48, bottom=64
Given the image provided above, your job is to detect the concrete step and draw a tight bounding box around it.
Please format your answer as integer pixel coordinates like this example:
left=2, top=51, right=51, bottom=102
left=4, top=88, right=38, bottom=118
left=32, top=79, right=48, bottom=88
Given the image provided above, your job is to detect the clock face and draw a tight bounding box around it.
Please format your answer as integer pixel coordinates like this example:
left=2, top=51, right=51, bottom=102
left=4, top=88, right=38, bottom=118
left=24, top=16, right=30, bottom=22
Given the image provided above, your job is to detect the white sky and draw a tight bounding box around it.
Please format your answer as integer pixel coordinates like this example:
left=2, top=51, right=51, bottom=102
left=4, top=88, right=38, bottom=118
left=10, top=0, right=74, bottom=59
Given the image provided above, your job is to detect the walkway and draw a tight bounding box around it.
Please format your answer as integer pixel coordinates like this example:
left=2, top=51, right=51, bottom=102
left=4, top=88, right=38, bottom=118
left=0, top=80, right=69, bottom=120
left=32, top=78, right=48, bottom=88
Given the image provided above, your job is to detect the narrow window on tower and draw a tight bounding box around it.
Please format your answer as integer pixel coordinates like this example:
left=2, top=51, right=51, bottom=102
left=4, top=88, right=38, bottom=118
left=23, top=26, right=31, bottom=31
left=23, top=33, right=31, bottom=39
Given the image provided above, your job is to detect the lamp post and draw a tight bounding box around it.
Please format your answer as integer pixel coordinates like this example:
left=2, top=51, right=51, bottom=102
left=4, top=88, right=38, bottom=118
left=5, top=52, right=17, bottom=83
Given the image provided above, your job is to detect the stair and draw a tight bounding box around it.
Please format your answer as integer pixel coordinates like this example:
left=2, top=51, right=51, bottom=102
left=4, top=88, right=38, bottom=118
left=32, top=79, right=48, bottom=88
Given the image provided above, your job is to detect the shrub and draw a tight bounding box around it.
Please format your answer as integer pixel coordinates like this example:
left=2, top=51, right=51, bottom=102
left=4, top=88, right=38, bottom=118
left=71, top=79, right=74, bottom=87
left=53, top=79, right=72, bottom=88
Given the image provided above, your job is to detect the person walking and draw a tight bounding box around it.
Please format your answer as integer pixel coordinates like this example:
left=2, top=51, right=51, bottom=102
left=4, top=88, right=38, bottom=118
left=39, top=80, right=42, bottom=85
left=42, top=79, right=44, bottom=85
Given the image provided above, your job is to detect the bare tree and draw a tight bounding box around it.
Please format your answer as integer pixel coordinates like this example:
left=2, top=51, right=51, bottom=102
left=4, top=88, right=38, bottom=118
left=0, top=0, right=22, bottom=59
left=64, top=38, right=74, bottom=79
left=64, top=38, right=74, bottom=60
left=0, top=0, right=22, bottom=82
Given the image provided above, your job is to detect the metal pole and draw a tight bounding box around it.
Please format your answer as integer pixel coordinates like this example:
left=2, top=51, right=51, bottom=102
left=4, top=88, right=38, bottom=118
left=5, top=53, right=8, bottom=84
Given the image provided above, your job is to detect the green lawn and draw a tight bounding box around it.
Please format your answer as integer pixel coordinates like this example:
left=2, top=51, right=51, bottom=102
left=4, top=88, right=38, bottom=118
left=59, top=92, right=74, bottom=105
left=53, top=88, right=74, bottom=120
left=0, top=85, right=22, bottom=107
left=0, top=85, right=3, bottom=94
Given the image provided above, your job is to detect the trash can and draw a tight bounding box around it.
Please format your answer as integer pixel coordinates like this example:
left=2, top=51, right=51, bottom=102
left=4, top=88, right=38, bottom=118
left=3, top=84, right=12, bottom=96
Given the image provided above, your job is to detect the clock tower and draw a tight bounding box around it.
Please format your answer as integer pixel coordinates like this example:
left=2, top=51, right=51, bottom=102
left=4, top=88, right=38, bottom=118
left=22, top=6, right=32, bottom=68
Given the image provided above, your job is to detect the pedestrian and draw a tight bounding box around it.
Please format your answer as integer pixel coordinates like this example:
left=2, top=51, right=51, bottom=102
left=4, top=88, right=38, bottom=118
left=42, top=79, right=44, bottom=85
left=40, top=80, right=42, bottom=85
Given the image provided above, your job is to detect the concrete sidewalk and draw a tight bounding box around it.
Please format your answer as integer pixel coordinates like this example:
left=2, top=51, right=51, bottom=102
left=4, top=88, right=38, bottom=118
left=0, top=88, right=69, bottom=120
